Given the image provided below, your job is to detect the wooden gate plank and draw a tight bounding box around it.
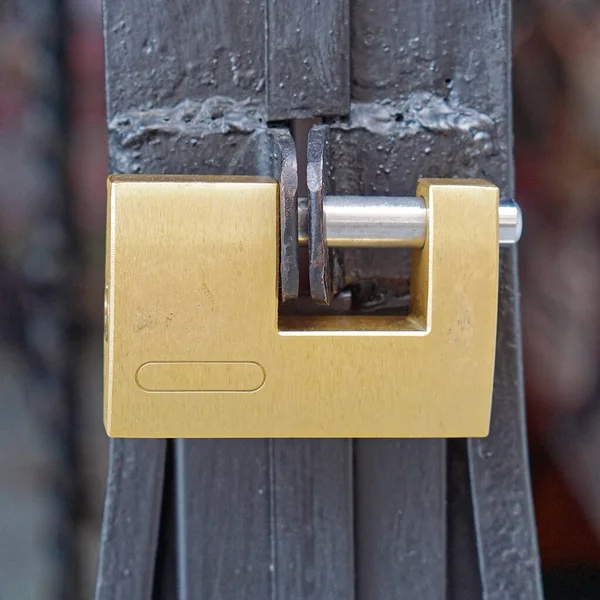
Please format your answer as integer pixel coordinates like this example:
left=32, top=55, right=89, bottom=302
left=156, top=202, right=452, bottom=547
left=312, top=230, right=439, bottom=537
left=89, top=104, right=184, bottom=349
left=95, top=439, right=166, bottom=600
left=354, top=440, right=446, bottom=600
left=175, top=440, right=271, bottom=600
left=102, top=2, right=356, bottom=599
left=447, top=439, right=483, bottom=600
left=103, top=3, right=273, bottom=599
left=468, top=252, right=544, bottom=600
left=339, top=1, right=542, bottom=599
left=271, top=439, right=354, bottom=600
left=265, top=0, right=350, bottom=119
left=103, top=0, right=266, bottom=114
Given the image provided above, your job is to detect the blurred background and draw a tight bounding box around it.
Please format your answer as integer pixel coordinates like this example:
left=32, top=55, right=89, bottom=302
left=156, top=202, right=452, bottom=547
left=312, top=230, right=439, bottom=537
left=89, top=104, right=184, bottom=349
left=1, top=0, right=600, bottom=598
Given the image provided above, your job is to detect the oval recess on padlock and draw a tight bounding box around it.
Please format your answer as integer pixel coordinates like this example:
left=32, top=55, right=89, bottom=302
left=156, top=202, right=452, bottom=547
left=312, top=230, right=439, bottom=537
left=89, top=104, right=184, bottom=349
left=135, top=361, right=266, bottom=393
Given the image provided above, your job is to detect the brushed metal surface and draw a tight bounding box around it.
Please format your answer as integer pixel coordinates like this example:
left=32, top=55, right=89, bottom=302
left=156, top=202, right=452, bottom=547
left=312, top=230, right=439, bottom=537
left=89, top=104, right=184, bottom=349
left=104, top=175, right=499, bottom=437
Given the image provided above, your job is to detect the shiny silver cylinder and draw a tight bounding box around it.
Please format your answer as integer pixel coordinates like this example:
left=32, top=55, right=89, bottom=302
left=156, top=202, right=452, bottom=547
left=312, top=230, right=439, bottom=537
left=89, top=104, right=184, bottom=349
left=297, top=196, right=521, bottom=247
left=498, top=199, right=522, bottom=246
left=298, top=195, right=426, bottom=248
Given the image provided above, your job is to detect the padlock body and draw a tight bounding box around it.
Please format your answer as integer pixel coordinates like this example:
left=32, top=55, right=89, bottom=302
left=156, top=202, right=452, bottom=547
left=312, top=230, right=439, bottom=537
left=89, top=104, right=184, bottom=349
left=105, top=175, right=498, bottom=437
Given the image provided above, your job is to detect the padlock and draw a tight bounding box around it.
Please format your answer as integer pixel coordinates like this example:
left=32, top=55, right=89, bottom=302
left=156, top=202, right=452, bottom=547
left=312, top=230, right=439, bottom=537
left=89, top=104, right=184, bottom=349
left=104, top=164, right=512, bottom=437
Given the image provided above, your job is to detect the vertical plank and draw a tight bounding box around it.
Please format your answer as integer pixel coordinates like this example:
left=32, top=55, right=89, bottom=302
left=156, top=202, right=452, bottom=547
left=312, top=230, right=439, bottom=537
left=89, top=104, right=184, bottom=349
left=468, top=252, right=544, bottom=600
left=339, top=3, right=452, bottom=599
left=175, top=440, right=271, bottom=600
left=95, top=439, right=166, bottom=600
left=272, top=440, right=354, bottom=600
left=103, top=3, right=355, bottom=599
left=265, top=0, right=350, bottom=119
left=103, top=0, right=271, bottom=177
left=152, top=441, right=178, bottom=600
left=342, top=1, right=541, bottom=598
left=103, top=2, right=273, bottom=599
left=354, top=440, right=445, bottom=600
left=447, top=440, right=483, bottom=600
left=103, top=0, right=266, bottom=115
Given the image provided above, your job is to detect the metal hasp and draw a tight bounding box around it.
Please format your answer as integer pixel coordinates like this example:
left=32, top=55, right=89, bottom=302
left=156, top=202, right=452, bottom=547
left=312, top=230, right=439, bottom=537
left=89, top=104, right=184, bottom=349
left=307, top=125, right=332, bottom=305
left=290, top=124, right=521, bottom=306
left=104, top=175, right=499, bottom=438
left=273, top=130, right=299, bottom=302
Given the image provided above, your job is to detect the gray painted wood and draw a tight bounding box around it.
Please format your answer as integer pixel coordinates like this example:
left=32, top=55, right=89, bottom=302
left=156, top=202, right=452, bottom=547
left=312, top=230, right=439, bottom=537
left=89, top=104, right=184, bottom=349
left=447, top=440, right=483, bottom=600
left=354, top=440, right=446, bottom=600
left=95, top=439, right=166, bottom=600
left=468, top=251, right=544, bottom=600
left=102, top=2, right=356, bottom=599
left=103, top=0, right=266, bottom=116
left=103, top=4, right=274, bottom=599
left=271, top=439, right=354, bottom=600
left=265, top=0, right=350, bottom=119
left=175, top=440, right=271, bottom=600
left=332, top=1, right=541, bottom=599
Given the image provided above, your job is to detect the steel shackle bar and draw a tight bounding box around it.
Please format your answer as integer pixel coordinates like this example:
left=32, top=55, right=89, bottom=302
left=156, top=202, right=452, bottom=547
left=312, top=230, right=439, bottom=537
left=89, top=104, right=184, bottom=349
left=296, top=195, right=522, bottom=248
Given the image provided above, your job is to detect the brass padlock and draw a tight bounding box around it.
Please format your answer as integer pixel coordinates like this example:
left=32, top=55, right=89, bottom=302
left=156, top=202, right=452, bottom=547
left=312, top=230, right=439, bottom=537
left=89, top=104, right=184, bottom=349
left=104, top=174, right=504, bottom=438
